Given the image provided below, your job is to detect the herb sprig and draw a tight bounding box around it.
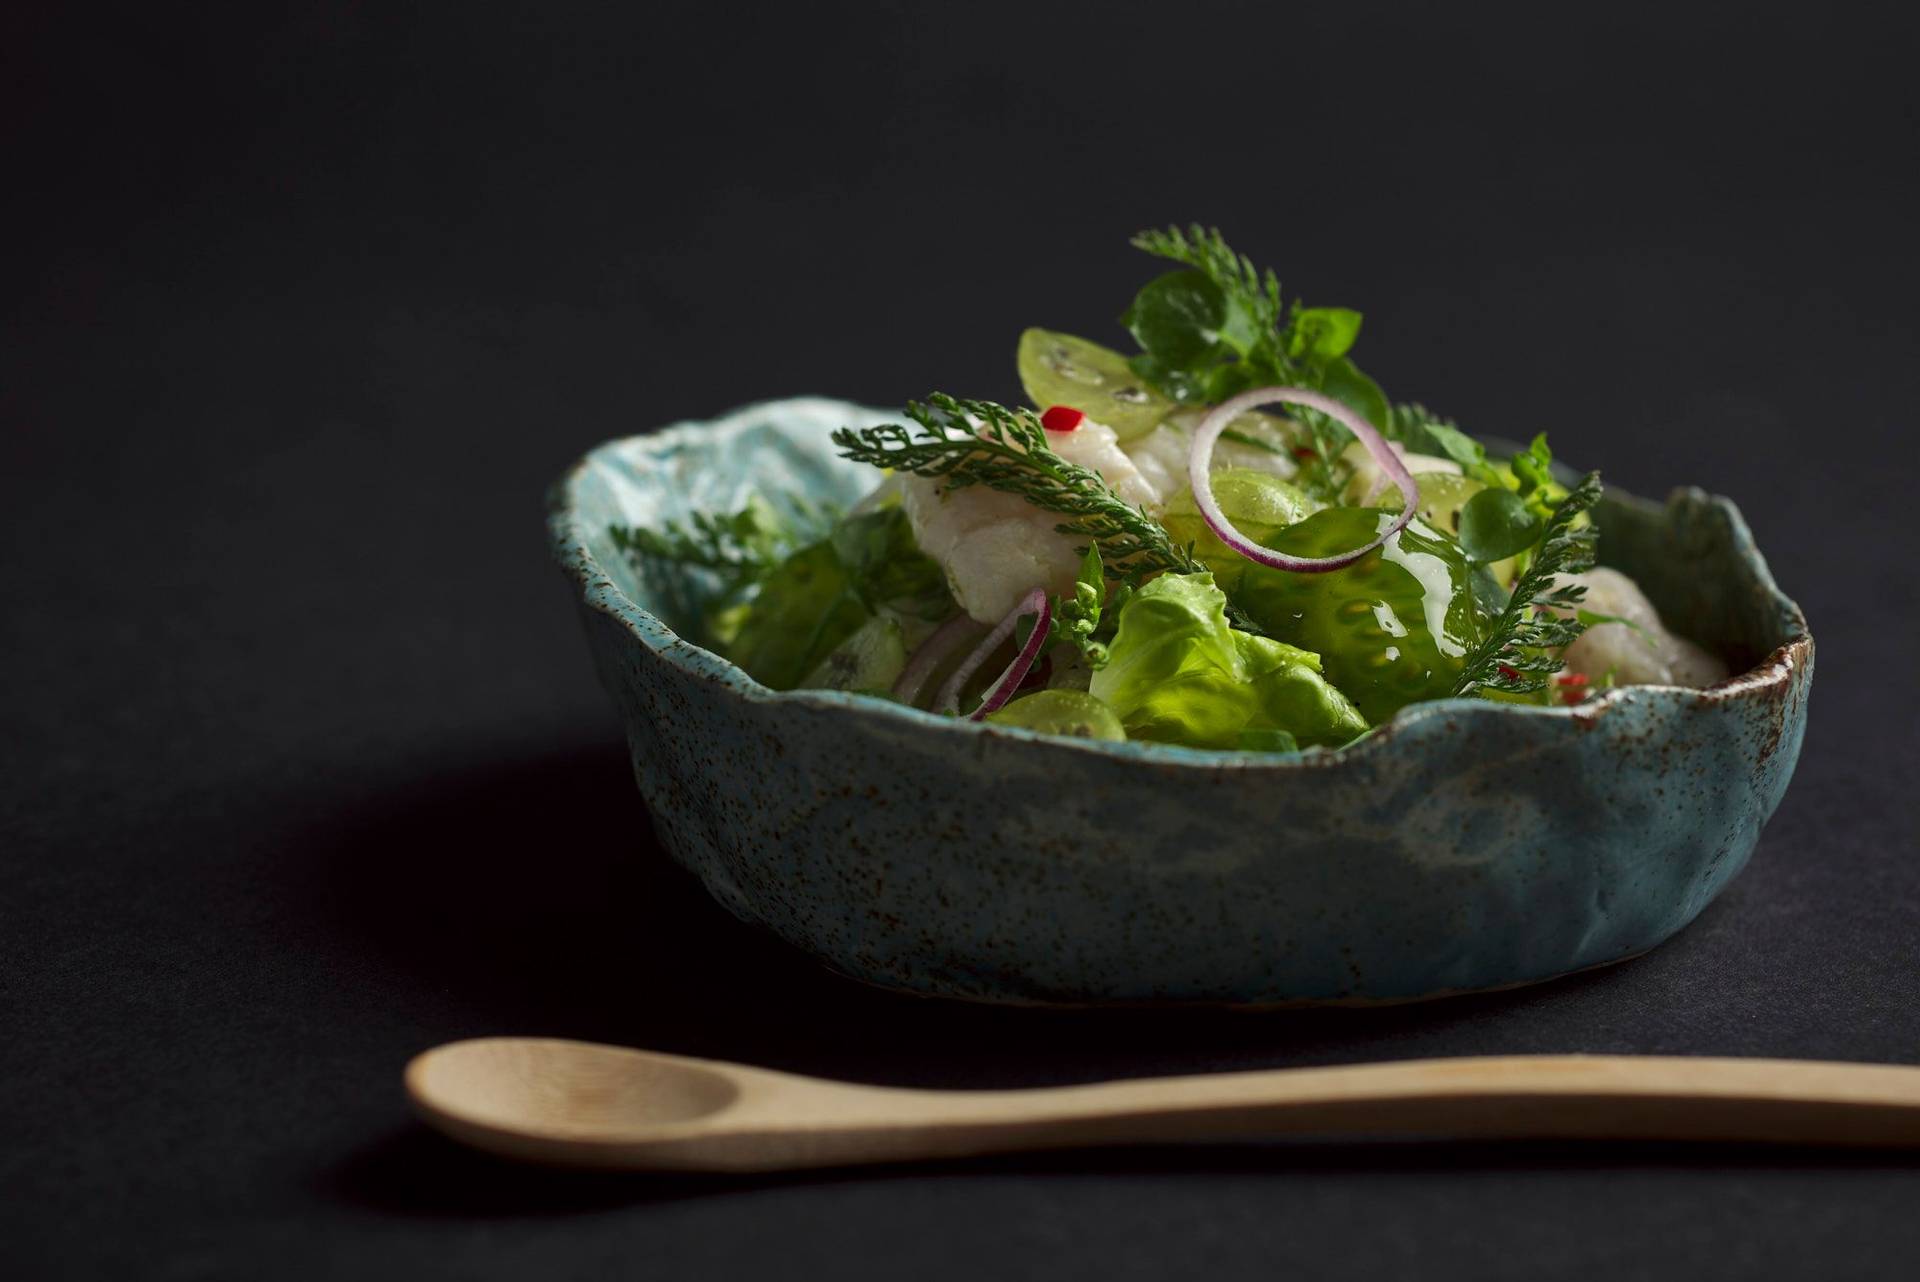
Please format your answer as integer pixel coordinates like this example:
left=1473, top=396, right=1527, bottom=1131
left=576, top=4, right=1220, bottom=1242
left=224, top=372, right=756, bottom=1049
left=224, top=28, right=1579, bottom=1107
left=1053, top=545, right=1124, bottom=669
left=1450, top=471, right=1605, bottom=698
left=831, top=393, right=1263, bottom=632
left=608, top=495, right=815, bottom=591
left=1125, top=225, right=1392, bottom=496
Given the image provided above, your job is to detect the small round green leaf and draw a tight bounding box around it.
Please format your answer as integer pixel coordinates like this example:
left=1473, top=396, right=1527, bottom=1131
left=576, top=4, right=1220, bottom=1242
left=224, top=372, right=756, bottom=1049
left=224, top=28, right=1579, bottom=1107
left=1457, top=488, right=1542, bottom=563
left=1121, top=270, right=1232, bottom=368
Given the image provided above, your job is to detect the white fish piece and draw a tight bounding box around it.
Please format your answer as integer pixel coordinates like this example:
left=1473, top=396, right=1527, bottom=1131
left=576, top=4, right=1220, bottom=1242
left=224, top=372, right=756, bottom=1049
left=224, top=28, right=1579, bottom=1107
left=1048, top=418, right=1160, bottom=509
left=899, top=417, right=1153, bottom=624
left=1557, top=567, right=1729, bottom=688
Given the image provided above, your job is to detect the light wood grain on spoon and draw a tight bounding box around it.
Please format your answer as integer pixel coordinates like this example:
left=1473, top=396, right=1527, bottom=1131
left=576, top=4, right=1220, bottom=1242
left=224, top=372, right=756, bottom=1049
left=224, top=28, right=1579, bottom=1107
left=405, top=1037, right=1920, bottom=1172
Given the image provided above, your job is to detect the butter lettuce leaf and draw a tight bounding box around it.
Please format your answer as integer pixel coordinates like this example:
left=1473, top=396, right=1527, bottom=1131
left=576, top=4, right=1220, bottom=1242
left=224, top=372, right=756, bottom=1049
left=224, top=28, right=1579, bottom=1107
left=1089, top=573, right=1368, bottom=750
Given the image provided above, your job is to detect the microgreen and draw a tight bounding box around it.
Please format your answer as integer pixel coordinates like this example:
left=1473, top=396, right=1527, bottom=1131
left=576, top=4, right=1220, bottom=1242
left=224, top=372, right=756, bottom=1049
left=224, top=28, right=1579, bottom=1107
left=1450, top=471, right=1605, bottom=698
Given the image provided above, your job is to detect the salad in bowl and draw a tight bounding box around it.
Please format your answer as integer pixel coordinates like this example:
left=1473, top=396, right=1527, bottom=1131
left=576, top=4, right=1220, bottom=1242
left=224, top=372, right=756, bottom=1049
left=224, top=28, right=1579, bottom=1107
left=552, top=227, right=1809, bottom=1004
left=613, top=226, right=1725, bottom=752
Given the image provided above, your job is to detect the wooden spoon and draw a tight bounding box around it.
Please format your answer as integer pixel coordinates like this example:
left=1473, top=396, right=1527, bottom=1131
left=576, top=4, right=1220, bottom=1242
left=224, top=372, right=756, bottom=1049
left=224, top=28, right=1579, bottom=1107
left=405, top=1037, right=1920, bottom=1173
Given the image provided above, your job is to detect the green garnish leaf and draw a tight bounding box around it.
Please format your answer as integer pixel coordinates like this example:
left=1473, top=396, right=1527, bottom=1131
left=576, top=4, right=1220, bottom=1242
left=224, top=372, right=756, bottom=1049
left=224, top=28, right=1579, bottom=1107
left=727, top=540, right=872, bottom=691
left=1126, top=228, right=1290, bottom=408
left=1421, top=420, right=1486, bottom=470
left=1511, top=433, right=1556, bottom=497
left=830, top=507, right=951, bottom=622
left=1286, top=307, right=1363, bottom=361
left=726, top=506, right=950, bottom=691
left=1457, top=488, right=1543, bottom=563
left=1129, top=225, right=1285, bottom=363
left=1121, top=270, right=1256, bottom=369
left=1053, top=545, right=1111, bottom=668
left=1313, top=355, right=1392, bottom=438
left=1450, top=471, right=1605, bottom=698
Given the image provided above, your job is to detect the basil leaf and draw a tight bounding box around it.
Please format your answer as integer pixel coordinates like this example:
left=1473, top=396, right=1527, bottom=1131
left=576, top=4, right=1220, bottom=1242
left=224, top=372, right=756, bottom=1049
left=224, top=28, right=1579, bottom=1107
left=1288, top=307, right=1363, bottom=361
left=1458, top=488, right=1543, bottom=563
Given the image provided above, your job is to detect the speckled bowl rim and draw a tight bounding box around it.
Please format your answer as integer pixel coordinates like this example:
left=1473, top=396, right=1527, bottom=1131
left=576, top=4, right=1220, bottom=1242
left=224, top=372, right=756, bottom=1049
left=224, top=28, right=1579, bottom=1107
left=547, top=398, right=1813, bottom=770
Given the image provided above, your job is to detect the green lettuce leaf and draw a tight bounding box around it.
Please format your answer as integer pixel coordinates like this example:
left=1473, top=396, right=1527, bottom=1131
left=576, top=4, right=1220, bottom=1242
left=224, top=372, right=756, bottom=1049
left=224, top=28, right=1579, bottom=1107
left=1089, top=573, right=1369, bottom=750
left=728, top=540, right=870, bottom=691
left=730, top=507, right=951, bottom=690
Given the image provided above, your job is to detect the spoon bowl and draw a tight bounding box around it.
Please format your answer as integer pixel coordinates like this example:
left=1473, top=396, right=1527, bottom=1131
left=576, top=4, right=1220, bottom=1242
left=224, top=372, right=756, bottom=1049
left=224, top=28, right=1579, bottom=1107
left=407, top=1038, right=1920, bottom=1173
left=409, top=1039, right=742, bottom=1136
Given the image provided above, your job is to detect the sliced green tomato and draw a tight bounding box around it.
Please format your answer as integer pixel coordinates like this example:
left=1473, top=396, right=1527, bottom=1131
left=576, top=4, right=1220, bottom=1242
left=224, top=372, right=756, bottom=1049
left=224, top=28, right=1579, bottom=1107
left=800, top=615, right=906, bottom=694
left=1017, top=328, right=1173, bottom=441
left=1159, top=469, right=1324, bottom=591
left=986, top=689, right=1126, bottom=741
left=1234, top=508, right=1483, bottom=724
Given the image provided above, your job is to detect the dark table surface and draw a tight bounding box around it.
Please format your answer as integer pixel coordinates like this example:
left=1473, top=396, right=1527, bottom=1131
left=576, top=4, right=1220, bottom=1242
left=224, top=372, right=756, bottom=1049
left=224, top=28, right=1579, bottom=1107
left=6, top=5, right=1918, bottom=1278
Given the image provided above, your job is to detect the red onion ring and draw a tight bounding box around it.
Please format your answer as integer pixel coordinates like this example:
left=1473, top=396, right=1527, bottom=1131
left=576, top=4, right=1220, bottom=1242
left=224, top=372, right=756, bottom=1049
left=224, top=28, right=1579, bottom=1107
left=891, top=613, right=987, bottom=707
left=934, top=588, right=1052, bottom=720
left=1188, top=387, right=1418, bottom=573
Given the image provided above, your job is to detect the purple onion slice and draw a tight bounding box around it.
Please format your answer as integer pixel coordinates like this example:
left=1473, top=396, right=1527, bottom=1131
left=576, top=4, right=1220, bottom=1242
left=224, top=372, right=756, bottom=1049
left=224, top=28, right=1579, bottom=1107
left=1188, top=386, right=1418, bottom=573
left=891, top=613, right=987, bottom=708
left=934, top=588, right=1052, bottom=720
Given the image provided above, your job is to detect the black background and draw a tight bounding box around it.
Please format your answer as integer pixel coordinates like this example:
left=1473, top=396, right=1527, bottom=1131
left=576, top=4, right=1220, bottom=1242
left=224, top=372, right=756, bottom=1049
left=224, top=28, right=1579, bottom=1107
left=6, top=3, right=1919, bottom=1278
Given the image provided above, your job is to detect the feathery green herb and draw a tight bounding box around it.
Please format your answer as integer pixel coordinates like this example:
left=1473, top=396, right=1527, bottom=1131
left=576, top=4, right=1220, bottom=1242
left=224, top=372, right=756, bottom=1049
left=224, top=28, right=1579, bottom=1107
left=1450, top=470, right=1605, bottom=698
left=609, top=494, right=830, bottom=591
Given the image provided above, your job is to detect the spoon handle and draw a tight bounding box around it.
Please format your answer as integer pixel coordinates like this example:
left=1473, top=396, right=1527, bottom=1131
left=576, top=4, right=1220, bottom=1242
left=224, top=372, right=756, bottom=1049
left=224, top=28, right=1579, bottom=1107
left=878, top=1056, right=1920, bottom=1159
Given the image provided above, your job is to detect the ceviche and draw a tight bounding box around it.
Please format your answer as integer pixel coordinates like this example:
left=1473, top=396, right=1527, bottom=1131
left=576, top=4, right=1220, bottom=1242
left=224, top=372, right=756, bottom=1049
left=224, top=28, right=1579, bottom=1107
left=612, top=226, right=1726, bottom=751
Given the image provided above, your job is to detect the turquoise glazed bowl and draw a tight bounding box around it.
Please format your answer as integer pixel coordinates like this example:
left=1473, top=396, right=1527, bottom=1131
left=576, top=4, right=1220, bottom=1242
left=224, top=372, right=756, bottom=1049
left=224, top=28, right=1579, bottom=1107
left=549, top=399, right=1813, bottom=1005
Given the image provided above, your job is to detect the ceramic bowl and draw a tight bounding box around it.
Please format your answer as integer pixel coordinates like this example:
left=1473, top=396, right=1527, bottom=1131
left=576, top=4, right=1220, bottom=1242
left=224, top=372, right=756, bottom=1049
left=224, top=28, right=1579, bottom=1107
left=549, top=398, right=1813, bottom=1005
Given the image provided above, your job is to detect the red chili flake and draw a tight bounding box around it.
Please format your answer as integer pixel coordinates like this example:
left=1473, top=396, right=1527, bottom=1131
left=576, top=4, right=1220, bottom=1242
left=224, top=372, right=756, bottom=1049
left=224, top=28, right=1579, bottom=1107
left=1041, top=405, right=1086, bottom=433
left=1561, top=688, right=1587, bottom=706
left=1556, top=672, right=1590, bottom=687
left=1292, top=446, right=1318, bottom=462
left=1498, top=664, right=1520, bottom=680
